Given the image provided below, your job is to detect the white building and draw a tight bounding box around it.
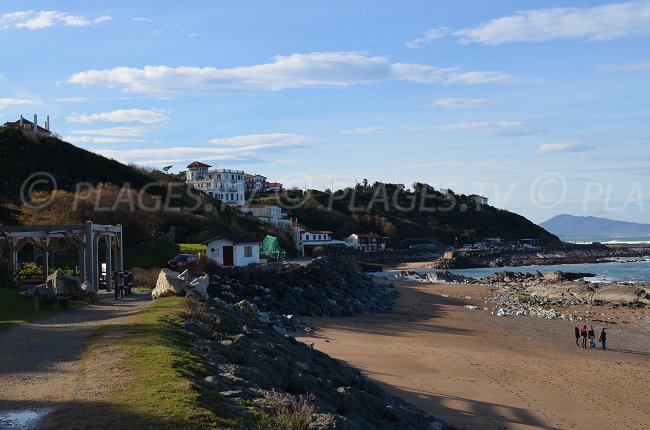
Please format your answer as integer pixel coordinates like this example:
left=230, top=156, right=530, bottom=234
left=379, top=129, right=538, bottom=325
left=345, top=233, right=389, bottom=252
left=293, top=227, right=346, bottom=256
left=237, top=204, right=293, bottom=232
left=186, top=161, right=246, bottom=206
left=203, top=235, right=260, bottom=267
left=244, top=174, right=267, bottom=194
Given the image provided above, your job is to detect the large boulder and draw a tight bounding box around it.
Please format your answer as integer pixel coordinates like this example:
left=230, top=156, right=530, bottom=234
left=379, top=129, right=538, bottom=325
left=152, top=268, right=184, bottom=299
left=188, top=274, right=210, bottom=301
left=46, top=269, right=82, bottom=297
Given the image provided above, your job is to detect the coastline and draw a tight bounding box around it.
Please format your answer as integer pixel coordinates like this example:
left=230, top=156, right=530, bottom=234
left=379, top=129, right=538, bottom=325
left=298, top=279, right=650, bottom=430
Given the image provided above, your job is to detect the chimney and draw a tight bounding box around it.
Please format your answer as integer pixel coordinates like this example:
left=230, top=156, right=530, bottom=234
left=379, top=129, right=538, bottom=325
left=19, top=115, right=23, bottom=127
left=46, top=115, right=50, bottom=131
left=33, top=114, right=37, bottom=131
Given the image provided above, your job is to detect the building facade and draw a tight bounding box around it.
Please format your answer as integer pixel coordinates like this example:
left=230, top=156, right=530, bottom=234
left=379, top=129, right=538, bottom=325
left=237, top=204, right=293, bottom=232
left=345, top=233, right=389, bottom=252
left=244, top=174, right=267, bottom=194
left=186, top=161, right=246, bottom=205
left=3, top=114, right=52, bottom=136
left=203, top=235, right=260, bottom=267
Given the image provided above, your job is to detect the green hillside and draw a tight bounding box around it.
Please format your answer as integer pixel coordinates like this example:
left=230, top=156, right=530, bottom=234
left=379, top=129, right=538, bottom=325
left=0, top=128, right=294, bottom=250
left=257, top=183, right=559, bottom=247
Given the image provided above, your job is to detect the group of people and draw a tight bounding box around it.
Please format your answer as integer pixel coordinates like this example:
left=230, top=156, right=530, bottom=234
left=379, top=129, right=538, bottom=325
left=575, top=325, right=606, bottom=350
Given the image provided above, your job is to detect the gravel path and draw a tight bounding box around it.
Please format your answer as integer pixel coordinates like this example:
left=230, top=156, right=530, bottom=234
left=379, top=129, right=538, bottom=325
left=0, top=291, right=151, bottom=429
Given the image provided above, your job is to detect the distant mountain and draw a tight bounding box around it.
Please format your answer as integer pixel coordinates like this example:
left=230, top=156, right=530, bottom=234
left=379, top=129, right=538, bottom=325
left=540, top=214, right=650, bottom=241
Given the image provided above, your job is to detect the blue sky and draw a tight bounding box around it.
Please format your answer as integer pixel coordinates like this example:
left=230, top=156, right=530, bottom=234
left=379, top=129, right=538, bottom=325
left=1, top=1, right=650, bottom=223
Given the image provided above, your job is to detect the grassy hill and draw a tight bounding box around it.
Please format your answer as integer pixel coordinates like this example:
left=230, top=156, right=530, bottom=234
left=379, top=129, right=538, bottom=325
left=0, top=127, right=294, bottom=250
left=254, top=183, right=558, bottom=247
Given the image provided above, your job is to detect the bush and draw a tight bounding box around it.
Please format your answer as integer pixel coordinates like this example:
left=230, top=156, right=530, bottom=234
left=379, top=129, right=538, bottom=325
left=252, top=391, right=315, bottom=430
left=130, top=267, right=160, bottom=290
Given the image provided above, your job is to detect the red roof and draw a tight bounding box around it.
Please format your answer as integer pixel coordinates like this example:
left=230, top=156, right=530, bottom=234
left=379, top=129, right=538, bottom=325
left=187, top=161, right=211, bottom=168
left=266, top=182, right=282, bottom=186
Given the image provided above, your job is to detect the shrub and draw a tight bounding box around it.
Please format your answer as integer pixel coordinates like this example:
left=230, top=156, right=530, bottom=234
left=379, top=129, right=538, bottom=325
left=252, top=391, right=315, bottom=430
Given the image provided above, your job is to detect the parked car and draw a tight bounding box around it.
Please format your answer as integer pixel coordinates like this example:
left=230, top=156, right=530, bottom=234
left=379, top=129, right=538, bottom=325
left=166, top=254, right=198, bottom=271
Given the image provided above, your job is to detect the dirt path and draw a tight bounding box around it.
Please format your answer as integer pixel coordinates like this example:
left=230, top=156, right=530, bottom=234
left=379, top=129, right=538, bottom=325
left=0, top=291, right=151, bottom=429
left=299, top=281, right=650, bottom=430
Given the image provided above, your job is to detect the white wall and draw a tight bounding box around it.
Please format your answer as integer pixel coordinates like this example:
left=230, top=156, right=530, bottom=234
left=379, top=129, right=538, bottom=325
left=205, top=239, right=259, bottom=267
left=234, top=244, right=260, bottom=266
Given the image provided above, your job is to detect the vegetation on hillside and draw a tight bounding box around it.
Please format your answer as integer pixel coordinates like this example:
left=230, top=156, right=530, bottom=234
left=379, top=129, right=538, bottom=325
left=0, top=128, right=295, bottom=252
left=253, top=182, right=558, bottom=246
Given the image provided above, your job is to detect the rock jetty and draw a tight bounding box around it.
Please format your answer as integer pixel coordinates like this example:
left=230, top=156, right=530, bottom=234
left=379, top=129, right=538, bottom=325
left=153, top=256, right=453, bottom=429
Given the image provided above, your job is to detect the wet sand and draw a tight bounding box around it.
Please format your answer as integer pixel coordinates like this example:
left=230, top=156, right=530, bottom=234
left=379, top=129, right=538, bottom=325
left=298, top=281, right=650, bottom=430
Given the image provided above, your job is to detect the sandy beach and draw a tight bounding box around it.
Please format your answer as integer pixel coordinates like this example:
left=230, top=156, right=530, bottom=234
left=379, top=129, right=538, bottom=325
left=298, top=281, right=650, bottom=430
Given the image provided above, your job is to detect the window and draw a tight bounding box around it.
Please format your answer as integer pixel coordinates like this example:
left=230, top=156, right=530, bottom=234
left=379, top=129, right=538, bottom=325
left=244, top=246, right=253, bottom=257
left=305, top=234, right=310, bottom=240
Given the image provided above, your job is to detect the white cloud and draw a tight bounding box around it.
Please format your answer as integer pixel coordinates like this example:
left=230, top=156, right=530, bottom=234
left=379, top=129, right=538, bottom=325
left=132, top=17, right=152, bottom=22
left=67, top=126, right=147, bottom=137
left=0, top=97, right=41, bottom=109
left=430, top=97, right=495, bottom=109
left=66, top=109, right=169, bottom=124
left=410, top=1, right=650, bottom=46
left=597, top=61, right=650, bottom=72
left=95, top=133, right=312, bottom=165
left=536, top=141, right=592, bottom=153
left=209, top=133, right=313, bottom=147
left=65, top=136, right=146, bottom=144
left=406, top=27, right=452, bottom=48
left=0, top=10, right=112, bottom=30
left=189, top=32, right=199, bottom=37
left=338, top=127, right=386, bottom=135
left=434, top=120, right=523, bottom=131
left=67, top=52, right=523, bottom=94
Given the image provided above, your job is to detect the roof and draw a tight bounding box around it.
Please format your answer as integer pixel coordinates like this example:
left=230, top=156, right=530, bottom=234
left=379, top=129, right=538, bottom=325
left=306, top=230, right=333, bottom=234
left=202, top=235, right=261, bottom=245
left=187, top=161, right=211, bottom=168
left=245, top=174, right=267, bottom=179
left=3, top=118, right=51, bottom=134
left=266, top=182, right=282, bottom=186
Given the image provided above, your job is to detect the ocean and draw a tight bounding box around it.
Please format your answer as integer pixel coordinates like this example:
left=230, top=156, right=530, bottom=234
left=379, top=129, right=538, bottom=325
left=417, top=257, right=650, bottom=283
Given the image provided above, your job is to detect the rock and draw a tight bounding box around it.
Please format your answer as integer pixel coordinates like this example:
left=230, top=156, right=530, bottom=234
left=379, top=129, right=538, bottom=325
left=234, top=300, right=258, bottom=316
left=152, top=268, right=184, bottom=299
left=257, top=312, right=272, bottom=324
left=188, top=274, right=210, bottom=301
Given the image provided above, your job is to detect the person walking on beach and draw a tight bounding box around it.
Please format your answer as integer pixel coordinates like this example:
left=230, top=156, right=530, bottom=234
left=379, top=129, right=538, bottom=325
left=588, top=326, right=596, bottom=348
left=580, top=325, right=588, bottom=348
left=599, top=328, right=607, bottom=350
left=575, top=326, right=580, bottom=346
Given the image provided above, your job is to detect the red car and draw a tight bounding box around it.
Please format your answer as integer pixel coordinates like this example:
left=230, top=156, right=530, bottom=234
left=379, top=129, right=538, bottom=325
left=167, top=254, right=198, bottom=271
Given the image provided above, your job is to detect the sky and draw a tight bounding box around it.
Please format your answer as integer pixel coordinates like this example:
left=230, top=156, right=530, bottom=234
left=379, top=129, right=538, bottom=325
left=1, top=1, right=649, bottom=224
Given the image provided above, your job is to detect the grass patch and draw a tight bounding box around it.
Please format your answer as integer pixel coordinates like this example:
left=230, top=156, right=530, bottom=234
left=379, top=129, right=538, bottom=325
left=0, top=288, right=54, bottom=332
left=179, top=243, right=207, bottom=255
left=88, top=297, right=241, bottom=429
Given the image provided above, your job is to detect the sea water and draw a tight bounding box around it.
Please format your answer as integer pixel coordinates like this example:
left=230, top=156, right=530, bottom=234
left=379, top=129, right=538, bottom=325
left=416, top=258, right=650, bottom=283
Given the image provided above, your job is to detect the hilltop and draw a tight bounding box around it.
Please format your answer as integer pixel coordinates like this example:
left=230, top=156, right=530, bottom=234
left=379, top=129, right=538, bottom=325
left=256, top=184, right=558, bottom=247
left=541, top=214, right=650, bottom=242
left=0, top=127, right=293, bottom=248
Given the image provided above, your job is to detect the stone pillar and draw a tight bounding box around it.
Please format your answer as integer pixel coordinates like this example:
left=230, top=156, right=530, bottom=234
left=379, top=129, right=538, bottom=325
left=105, top=235, right=112, bottom=293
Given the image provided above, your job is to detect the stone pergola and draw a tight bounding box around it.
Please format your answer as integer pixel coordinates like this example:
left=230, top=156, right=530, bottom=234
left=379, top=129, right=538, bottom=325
left=0, top=222, right=123, bottom=292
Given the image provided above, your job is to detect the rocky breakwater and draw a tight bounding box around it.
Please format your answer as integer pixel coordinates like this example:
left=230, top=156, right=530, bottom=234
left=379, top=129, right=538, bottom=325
left=430, top=244, right=648, bottom=269
left=206, top=256, right=398, bottom=317
left=152, top=257, right=453, bottom=429
left=477, top=271, right=650, bottom=320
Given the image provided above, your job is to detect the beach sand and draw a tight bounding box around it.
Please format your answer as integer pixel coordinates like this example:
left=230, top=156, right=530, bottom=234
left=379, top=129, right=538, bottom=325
left=298, top=281, right=650, bottom=430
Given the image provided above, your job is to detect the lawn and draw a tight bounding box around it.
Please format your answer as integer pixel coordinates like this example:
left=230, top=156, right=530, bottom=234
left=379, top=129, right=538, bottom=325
left=86, top=297, right=241, bottom=429
left=0, top=288, right=54, bottom=332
